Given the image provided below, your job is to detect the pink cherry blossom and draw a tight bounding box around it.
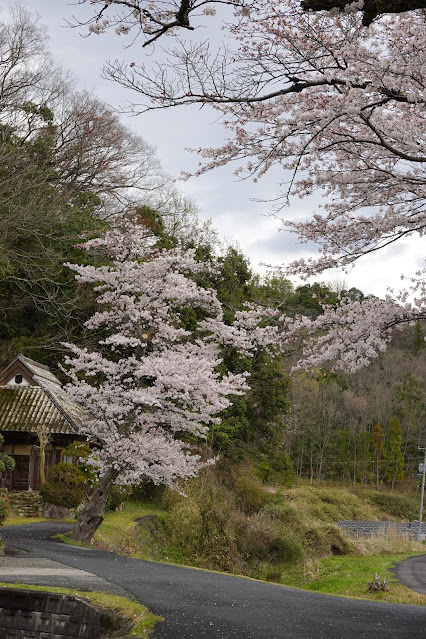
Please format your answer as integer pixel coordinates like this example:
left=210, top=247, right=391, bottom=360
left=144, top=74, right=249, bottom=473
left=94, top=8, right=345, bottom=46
left=62, top=219, right=268, bottom=486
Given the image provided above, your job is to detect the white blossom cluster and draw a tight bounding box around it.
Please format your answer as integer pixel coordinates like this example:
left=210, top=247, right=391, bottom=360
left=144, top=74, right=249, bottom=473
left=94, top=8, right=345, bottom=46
left=62, top=220, right=270, bottom=486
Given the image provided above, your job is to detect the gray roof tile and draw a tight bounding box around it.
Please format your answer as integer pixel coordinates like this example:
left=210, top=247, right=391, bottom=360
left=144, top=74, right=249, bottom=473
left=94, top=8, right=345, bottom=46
left=0, top=387, right=82, bottom=435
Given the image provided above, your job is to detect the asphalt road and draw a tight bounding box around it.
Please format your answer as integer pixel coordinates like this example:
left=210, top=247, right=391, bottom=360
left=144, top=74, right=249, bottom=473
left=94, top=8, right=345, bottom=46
left=1, top=522, right=425, bottom=639
left=394, top=554, right=426, bottom=595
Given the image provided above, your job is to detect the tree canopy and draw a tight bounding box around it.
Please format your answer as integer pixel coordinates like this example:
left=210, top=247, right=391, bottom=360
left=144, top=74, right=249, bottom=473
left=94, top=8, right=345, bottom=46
left=70, top=0, right=425, bottom=372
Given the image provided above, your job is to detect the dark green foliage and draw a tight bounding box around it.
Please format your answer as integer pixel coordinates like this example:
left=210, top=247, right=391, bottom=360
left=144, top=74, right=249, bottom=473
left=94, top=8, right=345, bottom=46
left=256, top=461, right=273, bottom=483
left=105, top=485, right=132, bottom=511
left=39, top=462, right=85, bottom=509
left=233, top=475, right=274, bottom=515
left=383, top=416, right=405, bottom=487
left=213, top=247, right=257, bottom=324
left=344, top=287, right=365, bottom=302
left=366, top=491, right=418, bottom=519
left=63, top=441, right=97, bottom=485
left=132, top=478, right=166, bottom=503
left=257, top=275, right=294, bottom=312
left=304, top=525, right=352, bottom=556
left=238, top=518, right=302, bottom=563
left=39, top=481, right=84, bottom=509
left=134, top=205, right=177, bottom=250
left=46, top=462, right=86, bottom=485
left=402, top=322, right=426, bottom=356
left=255, top=449, right=294, bottom=485
left=0, top=432, right=15, bottom=474
left=412, top=323, right=426, bottom=356
left=0, top=120, right=104, bottom=369
left=0, top=490, right=10, bottom=525
left=291, top=282, right=338, bottom=316
left=216, top=350, right=291, bottom=465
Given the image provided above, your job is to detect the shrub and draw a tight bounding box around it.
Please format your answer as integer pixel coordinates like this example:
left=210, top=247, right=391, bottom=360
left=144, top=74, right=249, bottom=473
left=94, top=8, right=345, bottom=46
left=233, top=475, right=272, bottom=515
left=238, top=515, right=303, bottom=564
left=39, top=481, right=84, bottom=509
left=106, top=485, right=132, bottom=511
left=63, top=441, right=97, bottom=484
left=0, top=490, right=10, bottom=525
left=39, top=462, right=85, bottom=509
left=47, top=462, right=86, bottom=485
left=255, top=461, right=273, bottom=484
left=366, top=491, right=418, bottom=520
left=132, top=478, right=166, bottom=504
left=304, top=524, right=352, bottom=557
left=262, top=502, right=299, bottom=525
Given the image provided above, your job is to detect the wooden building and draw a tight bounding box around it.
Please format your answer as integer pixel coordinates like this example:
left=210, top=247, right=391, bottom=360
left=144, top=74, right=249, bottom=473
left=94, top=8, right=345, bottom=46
left=0, top=355, right=85, bottom=491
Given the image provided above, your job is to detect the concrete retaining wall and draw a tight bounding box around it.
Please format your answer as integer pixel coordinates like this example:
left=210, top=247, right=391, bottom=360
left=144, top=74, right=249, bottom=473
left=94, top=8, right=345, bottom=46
left=0, top=587, right=124, bottom=639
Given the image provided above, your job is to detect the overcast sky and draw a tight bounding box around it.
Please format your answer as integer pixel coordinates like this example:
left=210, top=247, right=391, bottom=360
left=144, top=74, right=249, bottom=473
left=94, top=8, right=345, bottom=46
left=27, top=1, right=422, bottom=298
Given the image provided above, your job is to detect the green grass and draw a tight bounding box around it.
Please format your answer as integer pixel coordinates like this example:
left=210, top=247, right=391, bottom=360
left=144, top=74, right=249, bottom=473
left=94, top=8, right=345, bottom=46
left=94, top=502, right=167, bottom=555
left=280, top=552, right=426, bottom=605
left=5, top=483, right=426, bottom=608
left=0, top=581, right=162, bottom=637
left=4, top=516, right=53, bottom=526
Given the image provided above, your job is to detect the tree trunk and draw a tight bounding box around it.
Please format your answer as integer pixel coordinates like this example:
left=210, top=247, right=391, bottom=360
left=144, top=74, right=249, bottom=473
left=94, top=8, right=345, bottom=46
left=39, top=446, right=46, bottom=486
left=71, top=467, right=116, bottom=543
left=37, top=429, right=50, bottom=486
left=317, top=449, right=324, bottom=484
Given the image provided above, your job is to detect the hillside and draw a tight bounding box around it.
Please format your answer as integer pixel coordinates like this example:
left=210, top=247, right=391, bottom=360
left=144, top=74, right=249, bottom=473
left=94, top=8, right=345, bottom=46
left=89, top=469, right=426, bottom=601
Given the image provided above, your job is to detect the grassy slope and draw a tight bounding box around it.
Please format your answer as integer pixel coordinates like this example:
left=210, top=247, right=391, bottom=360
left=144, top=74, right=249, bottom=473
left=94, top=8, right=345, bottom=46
left=5, top=480, right=426, bottom=606
left=89, top=481, right=426, bottom=606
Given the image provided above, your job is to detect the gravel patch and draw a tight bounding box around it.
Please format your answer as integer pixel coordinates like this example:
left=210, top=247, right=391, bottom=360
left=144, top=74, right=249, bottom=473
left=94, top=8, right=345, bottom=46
left=0, top=551, right=128, bottom=595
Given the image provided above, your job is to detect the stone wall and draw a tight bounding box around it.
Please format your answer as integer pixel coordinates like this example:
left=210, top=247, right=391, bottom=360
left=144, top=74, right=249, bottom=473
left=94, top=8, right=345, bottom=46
left=0, top=587, right=124, bottom=639
left=9, top=492, right=44, bottom=518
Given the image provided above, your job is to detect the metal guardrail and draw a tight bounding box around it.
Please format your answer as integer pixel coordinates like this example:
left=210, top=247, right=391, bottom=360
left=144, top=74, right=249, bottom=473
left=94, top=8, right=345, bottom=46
left=337, top=520, right=426, bottom=540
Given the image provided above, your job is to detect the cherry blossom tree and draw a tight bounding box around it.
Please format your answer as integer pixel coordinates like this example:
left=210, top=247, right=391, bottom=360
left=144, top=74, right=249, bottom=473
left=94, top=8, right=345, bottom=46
left=62, top=219, right=269, bottom=541
left=71, top=1, right=425, bottom=373
left=73, top=0, right=426, bottom=44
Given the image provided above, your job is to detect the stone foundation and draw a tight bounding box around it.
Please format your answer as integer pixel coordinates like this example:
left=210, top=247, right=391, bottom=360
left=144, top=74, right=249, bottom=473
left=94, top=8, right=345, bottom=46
left=0, top=587, right=125, bottom=639
left=9, top=493, right=44, bottom=518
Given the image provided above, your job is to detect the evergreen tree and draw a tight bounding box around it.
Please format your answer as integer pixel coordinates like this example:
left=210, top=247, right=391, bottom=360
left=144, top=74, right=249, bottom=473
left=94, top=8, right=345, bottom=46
left=412, top=323, right=426, bottom=357
left=371, top=424, right=385, bottom=491
left=383, top=417, right=405, bottom=490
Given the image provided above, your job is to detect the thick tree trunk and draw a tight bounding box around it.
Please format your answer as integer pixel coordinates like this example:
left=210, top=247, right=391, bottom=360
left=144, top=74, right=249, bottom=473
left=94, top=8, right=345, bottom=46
left=71, top=467, right=116, bottom=543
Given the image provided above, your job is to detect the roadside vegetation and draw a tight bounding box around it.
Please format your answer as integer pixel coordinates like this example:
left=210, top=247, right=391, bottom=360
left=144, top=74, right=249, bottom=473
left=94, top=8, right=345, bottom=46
left=49, top=468, right=425, bottom=606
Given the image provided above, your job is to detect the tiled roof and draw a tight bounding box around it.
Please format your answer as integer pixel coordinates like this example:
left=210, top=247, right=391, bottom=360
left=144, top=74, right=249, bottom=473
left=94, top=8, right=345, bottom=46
left=0, top=387, right=82, bottom=435
left=16, top=354, right=62, bottom=386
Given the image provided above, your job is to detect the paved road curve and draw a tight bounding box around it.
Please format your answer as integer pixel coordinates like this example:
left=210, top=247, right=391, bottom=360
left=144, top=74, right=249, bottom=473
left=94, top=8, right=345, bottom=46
left=1, top=523, right=425, bottom=639
left=394, top=554, right=426, bottom=595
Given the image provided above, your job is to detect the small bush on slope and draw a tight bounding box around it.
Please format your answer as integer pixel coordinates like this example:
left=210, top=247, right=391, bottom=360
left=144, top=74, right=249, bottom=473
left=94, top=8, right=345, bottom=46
left=366, top=491, right=418, bottom=520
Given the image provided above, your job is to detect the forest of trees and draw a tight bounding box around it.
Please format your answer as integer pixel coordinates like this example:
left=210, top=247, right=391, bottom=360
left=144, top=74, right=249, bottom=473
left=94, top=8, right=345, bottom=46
left=0, top=4, right=425, bottom=540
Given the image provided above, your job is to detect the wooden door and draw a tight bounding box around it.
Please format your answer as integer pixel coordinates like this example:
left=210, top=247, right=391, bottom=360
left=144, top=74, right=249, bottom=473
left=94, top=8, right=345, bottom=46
left=10, top=455, right=30, bottom=491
